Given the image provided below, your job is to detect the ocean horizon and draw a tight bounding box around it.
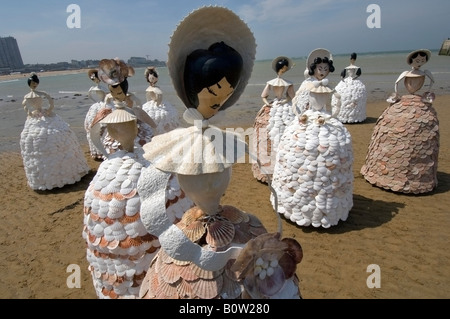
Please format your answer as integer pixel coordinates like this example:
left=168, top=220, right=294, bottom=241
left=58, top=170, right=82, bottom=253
left=1, top=50, right=449, bottom=152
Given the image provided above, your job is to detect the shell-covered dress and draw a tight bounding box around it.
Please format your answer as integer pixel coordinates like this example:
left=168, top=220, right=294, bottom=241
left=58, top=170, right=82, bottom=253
left=331, top=64, right=367, bottom=123
left=292, top=76, right=321, bottom=116
left=271, top=85, right=354, bottom=228
left=142, top=85, right=179, bottom=135
left=137, top=6, right=303, bottom=299
left=138, top=125, right=302, bottom=299
left=252, top=77, right=295, bottom=183
left=82, top=106, right=193, bottom=299
left=84, top=83, right=109, bottom=160
left=20, top=89, right=89, bottom=190
left=360, top=67, right=438, bottom=194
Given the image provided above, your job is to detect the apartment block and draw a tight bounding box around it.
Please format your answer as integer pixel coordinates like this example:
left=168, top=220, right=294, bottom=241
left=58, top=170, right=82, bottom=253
left=0, top=36, right=24, bottom=69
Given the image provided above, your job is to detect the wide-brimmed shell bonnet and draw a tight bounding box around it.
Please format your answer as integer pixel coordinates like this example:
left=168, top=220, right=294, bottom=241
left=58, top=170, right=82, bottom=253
left=167, top=5, right=256, bottom=111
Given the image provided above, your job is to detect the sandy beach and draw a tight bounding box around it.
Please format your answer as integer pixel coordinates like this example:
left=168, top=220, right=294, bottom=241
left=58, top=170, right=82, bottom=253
left=0, top=88, right=449, bottom=299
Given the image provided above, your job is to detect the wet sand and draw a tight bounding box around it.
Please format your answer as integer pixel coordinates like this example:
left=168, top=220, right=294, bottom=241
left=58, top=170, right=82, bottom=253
left=0, top=94, right=449, bottom=299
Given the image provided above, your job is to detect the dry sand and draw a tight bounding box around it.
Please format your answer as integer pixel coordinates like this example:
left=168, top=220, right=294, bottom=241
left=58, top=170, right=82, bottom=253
left=0, top=95, right=449, bottom=299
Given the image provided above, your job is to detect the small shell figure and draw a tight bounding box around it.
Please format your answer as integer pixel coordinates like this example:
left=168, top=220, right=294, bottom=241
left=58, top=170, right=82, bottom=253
left=331, top=52, right=367, bottom=123
left=251, top=56, right=296, bottom=184
left=137, top=6, right=303, bottom=299
left=89, top=58, right=157, bottom=158
left=20, top=72, right=90, bottom=190
left=141, top=66, right=180, bottom=135
left=361, top=49, right=439, bottom=194
left=84, top=69, right=110, bottom=160
left=271, top=51, right=354, bottom=228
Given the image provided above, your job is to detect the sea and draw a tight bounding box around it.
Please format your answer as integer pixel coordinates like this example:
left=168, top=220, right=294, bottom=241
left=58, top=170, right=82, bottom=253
left=1, top=50, right=449, bottom=152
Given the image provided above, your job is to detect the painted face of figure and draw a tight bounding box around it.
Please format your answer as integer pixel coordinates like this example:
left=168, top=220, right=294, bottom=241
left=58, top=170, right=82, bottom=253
left=148, top=74, right=158, bottom=86
left=196, top=77, right=235, bottom=119
left=314, top=62, right=330, bottom=80
left=411, top=54, right=427, bottom=69
left=91, top=76, right=100, bottom=84
left=278, top=65, right=289, bottom=76
left=29, top=81, right=38, bottom=90
left=109, top=84, right=126, bottom=101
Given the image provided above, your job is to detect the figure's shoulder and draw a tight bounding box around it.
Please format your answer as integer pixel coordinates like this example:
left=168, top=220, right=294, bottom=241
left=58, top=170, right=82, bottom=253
left=267, top=77, right=293, bottom=87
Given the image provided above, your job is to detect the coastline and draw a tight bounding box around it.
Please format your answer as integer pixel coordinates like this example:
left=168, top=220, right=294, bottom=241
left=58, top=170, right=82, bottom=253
left=0, top=94, right=449, bottom=299
left=0, top=68, right=91, bottom=82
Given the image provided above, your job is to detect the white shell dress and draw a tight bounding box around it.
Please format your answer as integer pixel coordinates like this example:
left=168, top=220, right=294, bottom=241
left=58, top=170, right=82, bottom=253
left=20, top=90, right=90, bottom=190
left=142, top=85, right=180, bottom=135
left=84, top=84, right=109, bottom=160
left=331, top=65, right=367, bottom=123
left=271, top=86, right=354, bottom=228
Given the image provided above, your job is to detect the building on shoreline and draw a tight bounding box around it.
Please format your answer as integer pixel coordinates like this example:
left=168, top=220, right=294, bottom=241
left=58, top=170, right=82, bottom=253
left=0, top=36, right=24, bottom=72
left=439, top=38, right=450, bottom=56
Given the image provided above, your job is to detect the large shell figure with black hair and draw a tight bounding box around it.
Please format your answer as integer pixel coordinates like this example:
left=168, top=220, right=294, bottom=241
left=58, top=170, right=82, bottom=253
left=20, top=73, right=90, bottom=190
left=137, top=6, right=303, bottom=299
left=83, top=75, right=193, bottom=298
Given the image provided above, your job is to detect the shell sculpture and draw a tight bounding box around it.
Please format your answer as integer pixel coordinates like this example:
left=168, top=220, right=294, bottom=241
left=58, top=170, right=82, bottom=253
left=361, top=49, right=438, bottom=194
left=142, top=66, right=180, bottom=135
left=271, top=81, right=354, bottom=228
left=292, top=48, right=334, bottom=116
left=84, top=69, right=110, bottom=160
left=331, top=53, right=367, bottom=123
left=137, top=6, right=304, bottom=299
left=252, top=56, right=296, bottom=184
left=89, top=59, right=156, bottom=158
left=20, top=73, right=90, bottom=190
left=83, top=103, right=193, bottom=299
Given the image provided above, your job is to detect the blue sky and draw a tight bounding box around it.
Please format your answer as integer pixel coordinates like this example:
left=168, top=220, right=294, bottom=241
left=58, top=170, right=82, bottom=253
left=2, top=0, right=449, bottom=64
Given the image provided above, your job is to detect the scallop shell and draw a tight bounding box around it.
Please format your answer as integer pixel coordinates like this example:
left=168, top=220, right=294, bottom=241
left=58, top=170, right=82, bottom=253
left=176, top=278, right=194, bottom=298
left=178, top=264, right=198, bottom=281
left=100, top=107, right=136, bottom=124
left=190, top=262, right=222, bottom=280
left=191, top=276, right=223, bottom=299
left=220, top=205, right=244, bottom=224
left=180, top=220, right=206, bottom=242
left=205, top=219, right=235, bottom=248
left=155, top=277, right=179, bottom=298
left=181, top=206, right=205, bottom=225
left=158, top=261, right=182, bottom=284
